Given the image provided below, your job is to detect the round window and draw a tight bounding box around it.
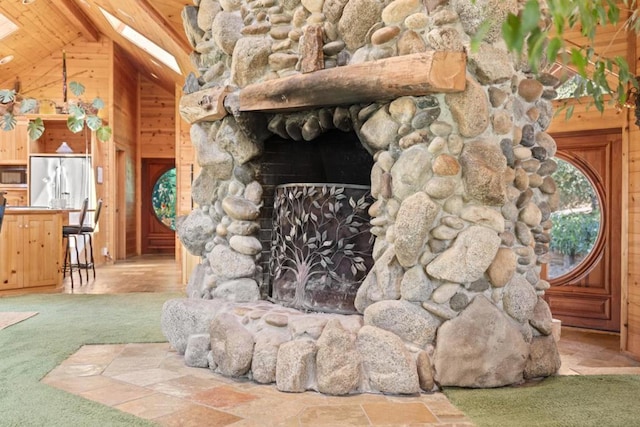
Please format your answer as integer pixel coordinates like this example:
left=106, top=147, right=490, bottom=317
left=548, top=158, right=602, bottom=280
left=152, top=168, right=176, bottom=230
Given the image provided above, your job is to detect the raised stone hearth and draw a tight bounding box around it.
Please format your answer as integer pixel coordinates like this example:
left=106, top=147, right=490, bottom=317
left=165, top=0, right=561, bottom=393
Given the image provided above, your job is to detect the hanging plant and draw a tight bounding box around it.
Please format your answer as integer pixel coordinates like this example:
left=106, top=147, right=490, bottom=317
left=65, top=81, right=112, bottom=142
left=0, top=81, right=111, bottom=142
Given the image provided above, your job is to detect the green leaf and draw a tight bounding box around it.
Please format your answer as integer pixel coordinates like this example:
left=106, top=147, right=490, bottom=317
left=0, top=89, right=16, bottom=103
left=67, top=115, right=85, bottom=133
left=96, top=126, right=112, bottom=142
left=68, top=104, right=86, bottom=120
left=19, top=98, right=38, bottom=114
left=69, top=81, right=85, bottom=97
left=27, top=118, right=45, bottom=140
left=566, top=104, right=575, bottom=119
left=86, top=115, right=102, bottom=131
left=546, top=37, right=563, bottom=64
left=1, top=113, right=16, bottom=131
left=91, top=97, right=105, bottom=110
left=527, top=28, right=546, bottom=73
left=570, top=48, right=588, bottom=77
left=470, top=21, right=491, bottom=52
left=502, top=13, right=523, bottom=52
left=521, top=0, right=541, bottom=33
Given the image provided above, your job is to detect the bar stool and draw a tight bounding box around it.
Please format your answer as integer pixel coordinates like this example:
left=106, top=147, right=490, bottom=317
left=78, top=198, right=102, bottom=281
left=63, top=198, right=88, bottom=288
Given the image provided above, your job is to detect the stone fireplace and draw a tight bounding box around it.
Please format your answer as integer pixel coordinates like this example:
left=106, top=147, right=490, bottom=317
left=162, top=0, right=562, bottom=393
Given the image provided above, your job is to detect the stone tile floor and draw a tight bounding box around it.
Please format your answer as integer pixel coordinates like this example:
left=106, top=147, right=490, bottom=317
left=41, top=326, right=640, bottom=426
left=51, top=258, right=640, bottom=425
left=42, top=343, right=471, bottom=426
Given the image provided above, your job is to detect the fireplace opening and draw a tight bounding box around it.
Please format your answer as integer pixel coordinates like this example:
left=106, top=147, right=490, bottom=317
left=258, top=130, right=375, bottom=313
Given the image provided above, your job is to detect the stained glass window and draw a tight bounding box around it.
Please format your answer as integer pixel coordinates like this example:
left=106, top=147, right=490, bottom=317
left=152, top=168, right=176, bottom=230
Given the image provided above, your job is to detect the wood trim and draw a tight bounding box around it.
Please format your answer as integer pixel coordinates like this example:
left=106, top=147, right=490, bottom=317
left=621, top=11, right=636, bottom=352
left=137, top=0, right=193, bottom=55
left=136, top=74, right=143, bottom=255
left=50, top=0, right=101, bottom=42
left=238, top=51, right=467, bottom=113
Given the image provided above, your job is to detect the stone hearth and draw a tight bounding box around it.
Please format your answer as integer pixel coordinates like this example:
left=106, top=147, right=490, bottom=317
left=164, top=0, right=561, bottom=393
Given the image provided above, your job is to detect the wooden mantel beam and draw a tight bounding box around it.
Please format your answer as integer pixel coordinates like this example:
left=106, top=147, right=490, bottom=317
left=239, top=51, right=466, bottom=113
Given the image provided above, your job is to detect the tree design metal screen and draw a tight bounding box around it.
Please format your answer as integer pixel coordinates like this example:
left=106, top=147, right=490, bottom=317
left=270, top=183, right=374, bottom=314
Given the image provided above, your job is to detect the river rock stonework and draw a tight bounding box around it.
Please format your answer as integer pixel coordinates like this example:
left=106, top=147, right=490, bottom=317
left=165, top=0, right=561, bottom=392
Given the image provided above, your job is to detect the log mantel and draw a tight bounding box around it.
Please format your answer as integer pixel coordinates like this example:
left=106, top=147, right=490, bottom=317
left=178, top=51, right=467, bottom=124
left=239, top=51, right=466, bottom=113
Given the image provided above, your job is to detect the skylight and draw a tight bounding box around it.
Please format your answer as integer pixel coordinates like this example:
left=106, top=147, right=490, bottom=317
left=0, top=12, right=18, bottom=41
left=99, top=7, right=181, bottom=75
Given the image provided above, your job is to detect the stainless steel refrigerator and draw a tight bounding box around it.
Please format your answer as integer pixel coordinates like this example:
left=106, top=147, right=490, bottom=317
left=29, top=155, right=96, bottom=211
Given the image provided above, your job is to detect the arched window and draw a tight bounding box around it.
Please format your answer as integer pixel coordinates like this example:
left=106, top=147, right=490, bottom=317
left=152, top=168, right=176, bottom=230
left=548, top=158, right=603, bottom=280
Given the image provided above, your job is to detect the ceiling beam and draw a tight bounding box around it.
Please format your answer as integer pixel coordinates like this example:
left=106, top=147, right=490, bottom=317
left=50, top=0, right=101, bottom=42
left=137, top=0, right=193, bottom=56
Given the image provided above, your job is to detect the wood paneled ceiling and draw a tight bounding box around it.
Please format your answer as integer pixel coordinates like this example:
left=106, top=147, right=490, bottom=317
left=0, top=0, right=194, bottom=93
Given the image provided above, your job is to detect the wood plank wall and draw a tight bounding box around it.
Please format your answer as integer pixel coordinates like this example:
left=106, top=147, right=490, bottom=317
left=112, top=45, right=139, bottom=259
left=140, top=77, right=176, bottom=159
left=625, top=31, right=640, bottom=357
left=0, top=38, right=113, bottom=107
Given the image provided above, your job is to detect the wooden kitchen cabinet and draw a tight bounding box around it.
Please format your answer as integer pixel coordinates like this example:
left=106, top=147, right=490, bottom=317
left=0, top=188, right=28, bottom=206
left=0, top=117, right=28, bottom=164
left=0, top=209, right=62, bottom=293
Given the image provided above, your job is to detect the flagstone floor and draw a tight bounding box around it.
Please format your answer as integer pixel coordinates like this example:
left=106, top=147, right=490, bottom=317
left=41, top=256, right=640, bottom=426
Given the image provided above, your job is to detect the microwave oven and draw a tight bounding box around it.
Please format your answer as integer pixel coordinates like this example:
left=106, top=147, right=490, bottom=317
left=0, top=166, right=27, bottom=185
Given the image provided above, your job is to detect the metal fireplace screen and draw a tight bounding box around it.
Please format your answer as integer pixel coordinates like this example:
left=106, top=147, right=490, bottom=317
left=269, top=183, right=374, bottom=314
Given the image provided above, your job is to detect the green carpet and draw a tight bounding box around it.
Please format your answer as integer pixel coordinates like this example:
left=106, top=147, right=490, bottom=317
left=444, top=374, right=640, bottom=427
left=0, top=292, right=180, bottom=427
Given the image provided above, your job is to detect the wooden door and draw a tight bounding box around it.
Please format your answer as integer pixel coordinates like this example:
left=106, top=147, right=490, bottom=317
left=0, top=215, right=22, bottom=289
left=544, top=130, right=622, bottom=331
left=141, top=158, right=175, bottom=254
left=23, top=214, right=61, bottom=287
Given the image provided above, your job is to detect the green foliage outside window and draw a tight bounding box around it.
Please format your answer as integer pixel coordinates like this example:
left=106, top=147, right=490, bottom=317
left=549, top=159, right=600, bottom=265
left=550, top=211, right=600, bottom=258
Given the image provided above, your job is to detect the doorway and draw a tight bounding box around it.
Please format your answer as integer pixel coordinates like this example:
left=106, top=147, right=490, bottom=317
left=141, top=158, right=176, bottom=254
left=544, top=130, right=622, bottom=331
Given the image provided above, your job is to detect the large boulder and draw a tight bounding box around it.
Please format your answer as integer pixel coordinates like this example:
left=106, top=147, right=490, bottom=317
left=357, top=325, right=420, bottom=394
left=161, top=298, right=228, bottom=354
left=210, top=312, right=255, bottom=377
left=434, top=296, right=529, bottom=387
left=316, top=320, right=361, bottom=395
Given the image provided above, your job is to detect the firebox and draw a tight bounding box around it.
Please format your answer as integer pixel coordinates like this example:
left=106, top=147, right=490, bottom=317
left=258, top=130, right=374, bottom=312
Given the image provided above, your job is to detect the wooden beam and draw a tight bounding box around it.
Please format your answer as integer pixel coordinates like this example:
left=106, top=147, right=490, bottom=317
left=51, top=0, right=100, bottom=42
left=179, top=86, right=231, bottom=124
left=239, top=51, right=466, bottom=113
left=137, top=0, right=194, bottom=56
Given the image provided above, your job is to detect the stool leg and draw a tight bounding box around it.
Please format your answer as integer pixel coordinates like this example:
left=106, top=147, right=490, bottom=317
left=87, top=233, right=95, bottom=279
left=64, top=235, right=74, bottom=289
left=63, top=236, right=69, bottom=279
left=72, top=235, right=83, bottom=286
left=82, top=233, right=90, bottom=282
left=67, top=235, right=75, bottom=289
